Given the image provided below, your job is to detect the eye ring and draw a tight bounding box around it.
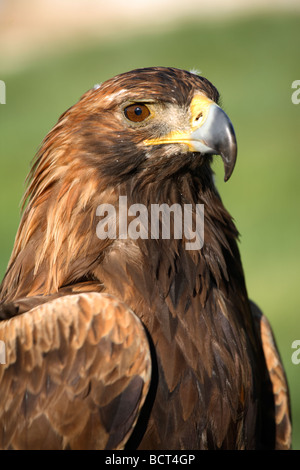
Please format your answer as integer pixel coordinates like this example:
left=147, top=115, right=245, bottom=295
left=124, top=104, right=150, bottom=123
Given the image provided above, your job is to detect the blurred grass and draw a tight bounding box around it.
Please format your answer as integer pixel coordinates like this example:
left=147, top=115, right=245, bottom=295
left=0, top=13, right=299, bottom=448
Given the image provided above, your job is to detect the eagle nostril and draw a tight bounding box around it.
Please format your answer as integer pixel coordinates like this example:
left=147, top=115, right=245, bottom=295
left=195, top=112, right=203, bottom=123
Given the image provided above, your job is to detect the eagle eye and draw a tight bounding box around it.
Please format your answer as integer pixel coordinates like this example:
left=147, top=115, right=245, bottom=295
left=124, top=104, right=150, bottom=123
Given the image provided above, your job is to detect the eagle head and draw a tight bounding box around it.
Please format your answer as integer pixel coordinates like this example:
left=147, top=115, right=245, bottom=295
left=68, top=67, right=237, bottom=184
left=0, top=66, right=238, bottom=300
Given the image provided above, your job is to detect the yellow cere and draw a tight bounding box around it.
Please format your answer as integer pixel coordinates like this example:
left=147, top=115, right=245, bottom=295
left=189, top=94, right=214, bottom=129
left=144, top=94, right=214, bottom=148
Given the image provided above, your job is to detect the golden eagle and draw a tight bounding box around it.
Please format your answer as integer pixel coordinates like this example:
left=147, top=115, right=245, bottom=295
left=0, top=67, right=291, bottom=449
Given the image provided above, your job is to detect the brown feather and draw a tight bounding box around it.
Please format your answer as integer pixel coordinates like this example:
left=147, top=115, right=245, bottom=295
left=251, top=301, right=292, bottom=450
left=0, top=293, right=151, bottom=450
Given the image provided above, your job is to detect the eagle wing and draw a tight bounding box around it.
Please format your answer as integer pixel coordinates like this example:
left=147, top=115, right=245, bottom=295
left=251, top=301, right=292, bottom=449
left=0, top=292, right=151, bottom=450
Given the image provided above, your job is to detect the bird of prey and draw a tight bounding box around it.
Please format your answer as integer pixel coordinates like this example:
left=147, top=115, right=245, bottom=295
left=0, top=67, right=291, bottom=450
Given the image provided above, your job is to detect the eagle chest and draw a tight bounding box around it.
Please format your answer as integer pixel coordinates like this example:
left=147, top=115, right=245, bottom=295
left=102, top=239, right=254, bottom=449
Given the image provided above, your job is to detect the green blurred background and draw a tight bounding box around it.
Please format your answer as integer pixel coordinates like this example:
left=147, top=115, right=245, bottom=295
left=0, top=0, right=299, bottom=449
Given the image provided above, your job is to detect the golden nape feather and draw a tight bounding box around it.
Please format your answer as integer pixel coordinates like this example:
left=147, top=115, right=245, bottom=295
left=0, top=67, right=291, bottom=449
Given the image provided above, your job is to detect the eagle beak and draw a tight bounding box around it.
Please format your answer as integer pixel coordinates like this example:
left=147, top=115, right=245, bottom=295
left=144, top=95, right=237, bottom=182
left=189, top=100, right=237, bottom=182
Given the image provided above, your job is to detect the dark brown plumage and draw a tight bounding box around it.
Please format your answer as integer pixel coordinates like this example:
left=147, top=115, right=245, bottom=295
left=0, top=67, right=291, bottom=449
